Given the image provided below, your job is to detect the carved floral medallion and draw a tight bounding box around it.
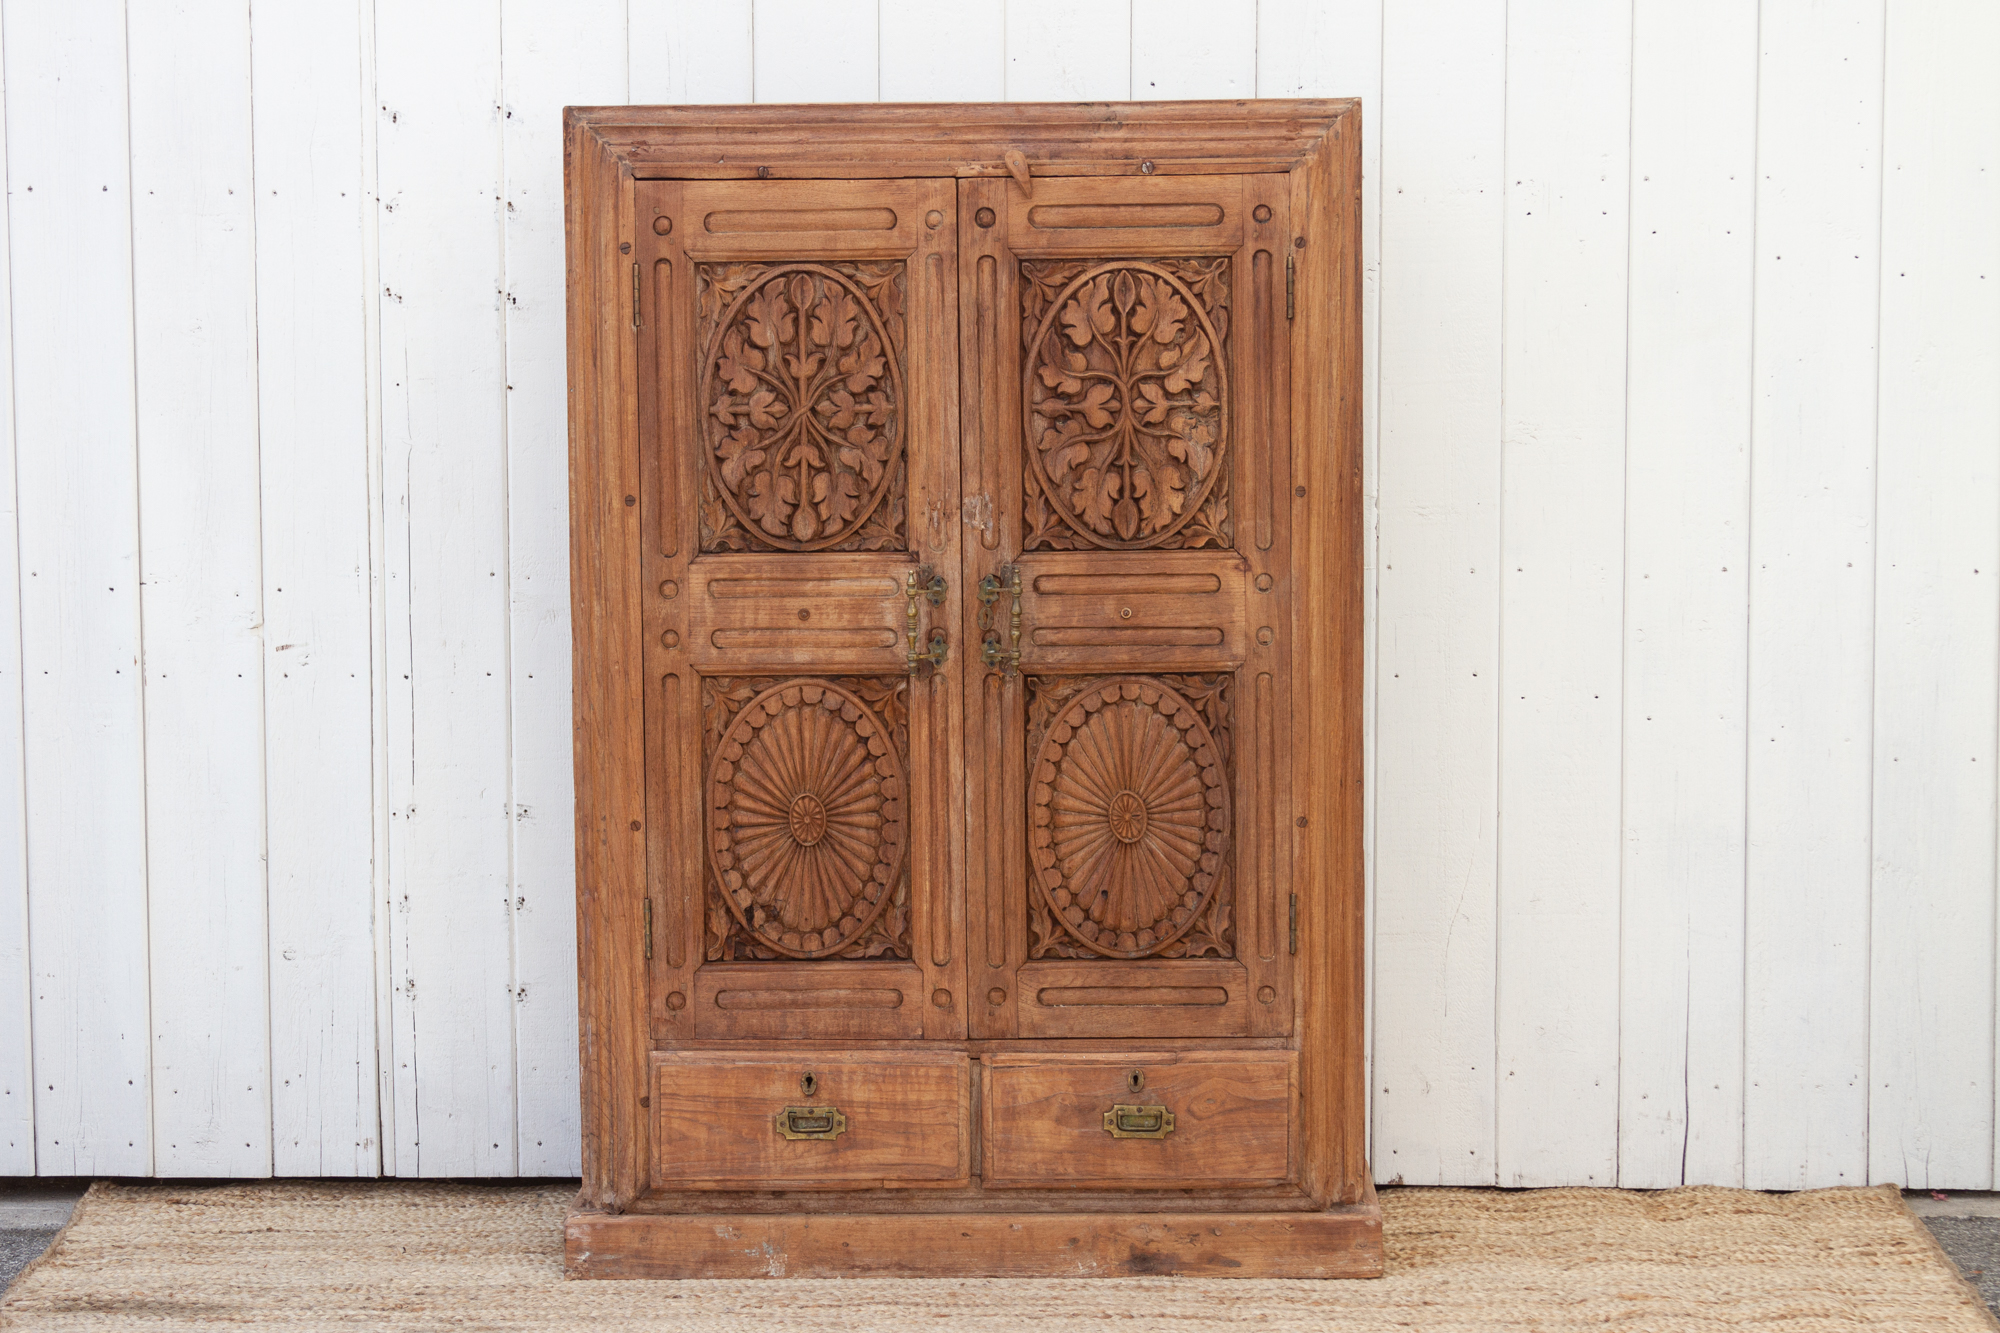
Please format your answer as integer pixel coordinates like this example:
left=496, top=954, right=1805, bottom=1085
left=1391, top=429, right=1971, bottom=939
left=698, top=262, right=906, bottom=553
left=1027, top=675, right=1232, bottom=960
left=1022, top=259, right=1231, bottom=551
left=704, top=677, right=909, bottom=960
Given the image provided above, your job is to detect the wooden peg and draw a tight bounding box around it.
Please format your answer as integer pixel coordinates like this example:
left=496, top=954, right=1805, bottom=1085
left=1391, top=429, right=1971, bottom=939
left=1003, top=148, right=1033, bottom=198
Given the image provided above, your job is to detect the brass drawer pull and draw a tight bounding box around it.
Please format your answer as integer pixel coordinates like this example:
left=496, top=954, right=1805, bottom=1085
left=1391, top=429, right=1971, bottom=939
left=1103, top=1103, right=1176, bottom=1139
left=775, top=1105, right=848, bottom=1141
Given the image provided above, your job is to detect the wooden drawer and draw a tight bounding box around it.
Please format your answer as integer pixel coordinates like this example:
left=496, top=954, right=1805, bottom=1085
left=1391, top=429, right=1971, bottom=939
left=651, top=1051, right=970, bottom=1188
left=981, top=1051, right=1295, bottom=1188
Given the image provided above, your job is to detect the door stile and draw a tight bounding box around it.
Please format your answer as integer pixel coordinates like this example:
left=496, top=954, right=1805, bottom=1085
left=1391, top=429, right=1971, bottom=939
left=641, top=179, right=701, bottom=1046
left=907, top=191, right=968, bottom=1036
left=1237, top=175, right=1296, bottom=1037
left=959, top=176, right=1027, bottom=1040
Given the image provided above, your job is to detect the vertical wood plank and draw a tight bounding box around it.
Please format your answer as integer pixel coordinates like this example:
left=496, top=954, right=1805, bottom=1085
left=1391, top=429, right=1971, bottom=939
left=127, top=0, right=272, bottom=1180
left=1492, top=0, right=1631, bottom=1188
left=1132, top=0, right=1254, bottom=100
left=1257, top=0, right=1383, bottom=1158
left=358, top=0, right=399, bottom=1184
left=375, top=0, right=518, bottom=1177
left=253, top=0, right=384, bottom=1177
left=1617, top=0, right=1757, bottom=1190
left=1743, top=0, right=1886, bottom=1192
left=1869, top=0, right=2000, bottom=1192
left=500, top=0, right=627, bottom=1178
left=880, top=0, right=1003, bottom=101
left=565, top=116, right=651, bottom=1212
left=1370, top=0, right=1505, bottom=1186
left=5, top=0, right=153, bottom=1176
left=1005, top=0, right=1131, bottom=101
left=0, top=32, right=31, bottom=1177
left=628, top=0, right=752, bottom=104
left=753, top=0, right=879, bottom=103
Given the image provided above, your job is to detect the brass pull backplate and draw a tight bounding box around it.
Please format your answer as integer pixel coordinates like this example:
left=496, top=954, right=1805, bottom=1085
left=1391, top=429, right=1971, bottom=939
left=1102, top=1103, right=1176, bottom=1139
left=775, top=1105, right=848, bottom=1141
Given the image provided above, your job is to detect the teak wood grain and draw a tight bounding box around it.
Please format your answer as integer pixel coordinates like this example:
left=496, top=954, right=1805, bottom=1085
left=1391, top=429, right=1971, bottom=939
left=567, top=99, right=1369, bottom=1278
left=567, top=1188, right=1384, bottom=1279
left=651, top=1050, right=970, bottom=1188
left=981, top=1051, right=1295, bottom=1187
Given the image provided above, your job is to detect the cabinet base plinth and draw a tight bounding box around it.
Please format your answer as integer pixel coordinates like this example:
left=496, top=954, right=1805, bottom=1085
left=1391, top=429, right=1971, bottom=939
left=565, top=1191, right=1383, bottom=1279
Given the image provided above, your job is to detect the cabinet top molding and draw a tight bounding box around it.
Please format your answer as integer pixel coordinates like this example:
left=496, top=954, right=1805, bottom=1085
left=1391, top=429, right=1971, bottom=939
left=564, top=99, right=1359, bottom=181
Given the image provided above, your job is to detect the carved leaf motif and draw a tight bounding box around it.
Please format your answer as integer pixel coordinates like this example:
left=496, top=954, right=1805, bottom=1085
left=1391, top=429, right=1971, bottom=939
left=1039, top=351, right=1086, bottom=397
left=697, top=263, right=906, bottom=553
left=838, top=334, right=886, bottom=393
left=1166, top=412, right=1216, bottom=480
left=812, top=466, right=862, bottom=530
left=1023, top=261, right=1228, bottom=550
left=1132, top=274, right=1186, bottom=345
left=744, top=464, right=797, bottom=536
left=811, top=288, right=860, bottom=348
left=714, top=428, right=764, bottom=493
left=744, top=285, right=793, bottom=349
left=1075, top=466, right=1120, bottom=534
left=716, top=328, right=762, bottom=394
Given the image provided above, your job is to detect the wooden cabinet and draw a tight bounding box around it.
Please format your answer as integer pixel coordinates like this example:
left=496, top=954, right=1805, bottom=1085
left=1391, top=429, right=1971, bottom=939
left=565, top=101, right=1377, bottom=1279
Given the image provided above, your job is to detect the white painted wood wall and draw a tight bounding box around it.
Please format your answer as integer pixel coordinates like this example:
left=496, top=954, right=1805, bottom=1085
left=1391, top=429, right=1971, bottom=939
left=0, top=0, right=1994, bottom=1190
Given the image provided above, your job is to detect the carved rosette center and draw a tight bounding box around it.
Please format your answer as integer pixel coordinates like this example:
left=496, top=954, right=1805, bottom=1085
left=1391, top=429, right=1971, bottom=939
left=788, top=793, right=829, bottom=847
left=1028, top=677, right=1230, bottom=958
left=1106, top=790, right=1149, bottom=844
left=707, top=679, right=907, bottom=959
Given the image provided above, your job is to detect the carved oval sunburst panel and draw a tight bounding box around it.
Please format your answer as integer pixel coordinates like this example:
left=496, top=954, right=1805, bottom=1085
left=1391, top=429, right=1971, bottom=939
left=1028, top=676, right=1231, bottom=958
left=1024, top=261, right=1228, bottom=549
left=707, top=678, right=908, bottom=959
left=698, top=263, right=905, bottom=551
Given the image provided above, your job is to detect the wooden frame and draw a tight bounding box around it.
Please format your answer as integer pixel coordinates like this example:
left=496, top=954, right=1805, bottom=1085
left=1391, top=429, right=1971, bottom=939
left=565, top=100, right=1370, bottom=1278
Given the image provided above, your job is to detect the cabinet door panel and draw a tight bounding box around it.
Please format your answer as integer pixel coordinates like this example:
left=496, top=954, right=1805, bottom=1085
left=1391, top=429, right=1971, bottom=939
left=961, top=173, right=1295, bottom=1039
left=641, top=178, right=964, bottom=1042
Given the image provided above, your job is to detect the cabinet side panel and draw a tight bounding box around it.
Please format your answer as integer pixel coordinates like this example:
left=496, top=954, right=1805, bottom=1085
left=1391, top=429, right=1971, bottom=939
left=1292, top=113, right=1368, bottom=1206
left=569, top=123, right=649, bottom=1208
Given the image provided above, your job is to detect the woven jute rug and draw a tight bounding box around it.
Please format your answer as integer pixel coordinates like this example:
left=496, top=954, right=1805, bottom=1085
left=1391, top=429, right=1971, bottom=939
left=2, top=1181, right=1992, bottom=1331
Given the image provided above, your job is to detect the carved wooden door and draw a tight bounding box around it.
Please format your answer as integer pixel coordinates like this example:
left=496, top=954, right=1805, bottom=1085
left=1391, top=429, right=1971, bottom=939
left=641, top=174, right=1297, bottom=1047
left=957, top=174, right=1297, bottom=1041
left=639, top=179, right=965, bottom=1045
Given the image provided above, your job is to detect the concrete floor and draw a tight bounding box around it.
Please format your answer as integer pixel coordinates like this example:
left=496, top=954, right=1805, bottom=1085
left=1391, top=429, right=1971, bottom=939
left=1907, top=1191, right=2000, bottom=1318
left=0, top=1184, right=83, bottom=1292
left=2, top=1182, right=1998, bottom=1310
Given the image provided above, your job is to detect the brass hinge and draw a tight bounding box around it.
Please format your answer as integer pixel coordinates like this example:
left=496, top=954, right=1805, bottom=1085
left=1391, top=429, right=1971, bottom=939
left=631, top=262, right=642, bottom=330
left=1288, top=893, right=1298, bottom=955
left=643, top=897, right=653, bottom=960
left=1285, top=253, right=1296, bottom=321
